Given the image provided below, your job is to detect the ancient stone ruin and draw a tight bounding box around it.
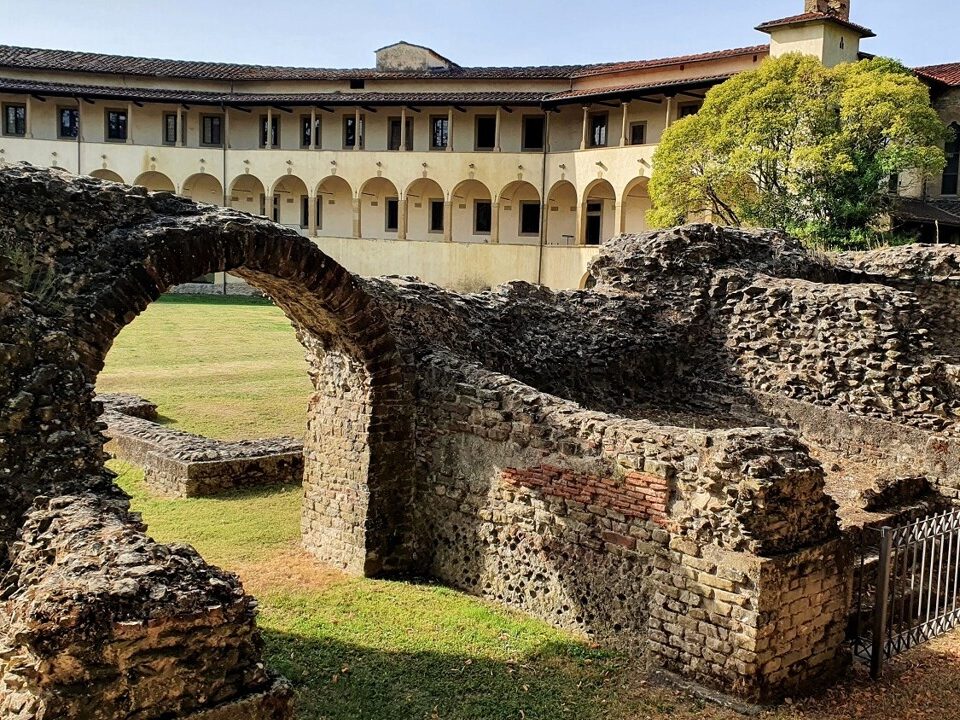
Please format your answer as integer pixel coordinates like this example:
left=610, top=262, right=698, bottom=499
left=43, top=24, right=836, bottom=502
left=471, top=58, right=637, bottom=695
left=2, top=164, right=960, bottom=717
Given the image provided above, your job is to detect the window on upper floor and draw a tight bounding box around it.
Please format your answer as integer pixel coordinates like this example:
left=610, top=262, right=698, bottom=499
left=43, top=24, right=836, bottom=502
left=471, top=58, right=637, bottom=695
left=2, top=103, right=26, bottom=137
left=260, top=114, right=280, bottom=148
left=519, top=201, right=541, bottom=235
left=474, top=200, right=492, bottom=234
left=475, top=115, right=496, bottom=151
left=429, top=199, right=445, bottom=232
left=343, top=115, right=365, bottom=149
left=163, top=112, right=178, bottom=145
left=430, top=116, right=449, bottom=150
left=944, top=123, right=960, bottom=196
left=388, top=117, right=414, bottom=151
left=58, top=107, right=79, bottom=139
left=629, top=121, right=647, bottom=146
left=522, top=115, right=545, bottom=151
left=678, top=103, right=702, bottom=119
left=349, top=79, right=365, bottom=90
left=201, top=114, right=223, bottom=147
left=105, top=109, right=128, bottom=141
left=301, top=115, right=321, bottom=148
left=589, top=112, right=608, bottom=148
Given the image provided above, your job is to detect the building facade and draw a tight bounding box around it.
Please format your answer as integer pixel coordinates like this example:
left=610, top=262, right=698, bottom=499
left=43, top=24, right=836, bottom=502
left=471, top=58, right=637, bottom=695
left=0, top=0, right=956, bottom=289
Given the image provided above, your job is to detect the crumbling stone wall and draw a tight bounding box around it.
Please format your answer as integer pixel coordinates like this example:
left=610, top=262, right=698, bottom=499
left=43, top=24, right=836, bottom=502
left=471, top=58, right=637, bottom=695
left=101, top=395, right=303, bottom=497
left=6, top=166, right=960, bottom=713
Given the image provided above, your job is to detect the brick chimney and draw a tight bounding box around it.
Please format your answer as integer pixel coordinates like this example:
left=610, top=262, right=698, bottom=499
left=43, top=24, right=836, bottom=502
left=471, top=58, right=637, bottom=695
left=804, top=0, right=850, bottom=19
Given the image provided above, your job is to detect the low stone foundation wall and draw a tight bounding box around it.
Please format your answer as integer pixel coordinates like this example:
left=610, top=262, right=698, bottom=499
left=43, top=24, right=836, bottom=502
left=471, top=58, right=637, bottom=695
left=100, top=396, right=303, bottom=497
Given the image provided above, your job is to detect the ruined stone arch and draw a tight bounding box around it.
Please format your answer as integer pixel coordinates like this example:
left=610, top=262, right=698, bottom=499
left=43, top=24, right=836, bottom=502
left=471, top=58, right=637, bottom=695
left=316, top=175, right=353, bottom=238
left=89, top=168, right=124, bottom=183
left=1, top=167, right=413, bottom=578
left=133, top=171, right=176, bottom=193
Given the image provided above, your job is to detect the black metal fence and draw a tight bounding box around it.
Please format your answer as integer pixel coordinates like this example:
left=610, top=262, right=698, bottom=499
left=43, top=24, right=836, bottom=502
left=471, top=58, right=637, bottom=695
left=852, top=506, right=960, bottom=678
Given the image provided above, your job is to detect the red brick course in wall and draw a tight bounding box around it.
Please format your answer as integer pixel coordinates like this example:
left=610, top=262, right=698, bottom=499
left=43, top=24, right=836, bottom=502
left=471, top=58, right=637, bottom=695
left=501, top=465, right=672, bottom=533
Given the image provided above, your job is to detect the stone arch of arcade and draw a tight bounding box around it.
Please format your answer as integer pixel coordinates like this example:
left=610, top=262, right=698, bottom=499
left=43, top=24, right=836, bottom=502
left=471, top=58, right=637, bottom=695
left=496, top=180, right=542, bottom=246
left=0, top=166, right=413, bottom=579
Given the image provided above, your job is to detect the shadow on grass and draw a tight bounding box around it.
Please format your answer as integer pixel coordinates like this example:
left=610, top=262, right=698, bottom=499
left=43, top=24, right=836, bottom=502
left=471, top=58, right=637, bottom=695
left=156, top=293, right=274, bottom=307
left=261, top=630, right=662, bottom=720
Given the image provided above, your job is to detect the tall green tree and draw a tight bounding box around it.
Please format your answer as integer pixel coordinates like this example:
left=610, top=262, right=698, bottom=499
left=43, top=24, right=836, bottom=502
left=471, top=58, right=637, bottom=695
left=648, top=55, right=948, bottom=241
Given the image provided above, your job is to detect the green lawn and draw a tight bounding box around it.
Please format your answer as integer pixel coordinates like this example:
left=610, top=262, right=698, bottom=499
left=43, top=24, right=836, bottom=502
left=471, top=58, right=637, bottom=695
left=98, top=295, right=958, bottom=720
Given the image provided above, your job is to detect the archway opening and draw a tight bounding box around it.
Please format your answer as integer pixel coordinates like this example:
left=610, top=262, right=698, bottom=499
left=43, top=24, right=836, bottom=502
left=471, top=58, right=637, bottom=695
left=405, top=178, right=446, bottom=242
left=229, top=174, right=267, bottom=217
left=271, top=174, right=310, bottom=232
left=90, top=168, right=124, bottom=183
left=133, top=171, right=176, bottom=193
left=358, top=177, right=400, bottom=240
left=316, top=175, right=354, bottom=238
left=498, top=181, right=542, bottom=246
left=182, top=173, right=224, bottom=205
left=621, top=177, right=652, bottom=236
left=545, top=181, right=577, bottom=246
left=582, top=179, right=616, bottom=246
left=451, top=179, right=492, bottom=243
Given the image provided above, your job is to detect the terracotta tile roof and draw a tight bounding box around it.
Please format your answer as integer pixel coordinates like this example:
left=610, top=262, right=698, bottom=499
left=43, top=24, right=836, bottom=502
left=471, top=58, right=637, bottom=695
left=0, top=45, right=582, bottom=81
left=544, top=74, right=734, bottom=104
left=915, top=62, right=960, bottom=87
left=0, top=43, right=768, bottom=84
left=755, top=12, right=876, bottom=38
left=570, top=45, right=769, bottom=78
left=0, top=76, right=547, bottom=106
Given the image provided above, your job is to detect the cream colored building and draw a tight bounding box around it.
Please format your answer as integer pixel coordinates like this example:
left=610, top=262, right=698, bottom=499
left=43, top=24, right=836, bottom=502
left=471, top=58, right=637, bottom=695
left=0, top=0, right=952, bottom=289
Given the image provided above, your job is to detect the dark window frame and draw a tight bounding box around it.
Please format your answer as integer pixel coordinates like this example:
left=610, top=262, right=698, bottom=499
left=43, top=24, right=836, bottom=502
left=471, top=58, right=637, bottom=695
left=385, top=197, right=400, bottom=232
left=387, top=116, right=414, bottom=151
left=259, top=114, right=280, bottom=148
left=589, top=112, right=608, bottom=148
left=519, top=201, right=541, bottom=236
left=343, top=114, right=365, bottom=149
left=943, top=123, right=960, bottom=196
left=104, top=108, right=128, bottom=142
left=521, top=114, right=545, bottom=151
left=474, top=199, right=492, bottom=234
left=2, top=103, right=26, bottom=137
left=429, top=199, right=445, bottom=233
left=162, top=112, right=178, bottom=145
left=200, top=113, right=224, bottom=147
left=677, top=102, right=702, bottom=119
left=300, top=114, right=322, bottom=149
left=429, top=115, right=449, bottom=150
left=57, top=106, right=80, bottom=139
left=474, top=115, right=497, bottom=151
left=629, top=121, right=647, bottom=146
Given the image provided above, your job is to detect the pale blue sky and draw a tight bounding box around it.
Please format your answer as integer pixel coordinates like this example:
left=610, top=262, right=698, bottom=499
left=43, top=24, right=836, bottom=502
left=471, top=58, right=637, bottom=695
left=0, top=0, right=954, bottom=70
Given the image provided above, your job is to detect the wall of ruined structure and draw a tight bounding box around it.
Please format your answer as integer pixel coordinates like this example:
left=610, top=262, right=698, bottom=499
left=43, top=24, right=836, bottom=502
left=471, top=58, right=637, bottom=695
left=101, top=398, right=303, bottom=498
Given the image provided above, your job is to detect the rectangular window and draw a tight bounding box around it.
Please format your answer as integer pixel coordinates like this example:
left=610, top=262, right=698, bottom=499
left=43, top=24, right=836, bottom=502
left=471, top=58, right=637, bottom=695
left=105, top=109, right=128, bottom=141
left=272, top=194, right=280, bottom=222
left=519, top=201, right=540, bottom=235
left=388, top=117, right=413, bottom=151
left=475, top=115, right=496, bottom=150
left=343, top=115, right=364, bottom=149
left=385, top=197, right=399, bottom=232
left=201, top=114, right=223, bottom=147
left=589, top=113, right=608, bottom=148
left=58, top=107, right=79, bottom=139
left=522, top=115, right=545, bottom=151
left=888, top=173, right=900, bottom=195
left=944, top=125, right=960, bottom=196
left=629, top=122, right=647, bottom=146
left=474, top=200, right=492, bottom=234
left=162, top=112, right=178, bottom=145
left=260, top=115, right=280, bottom=148
left=678, top=103, right=702, bottom=119
left=301, top=196, right=310, bottom=228
left=429, top=199, right=444, bottom=232
left=2, top=103, right=26, bottom=137
left=301, top=115, right=321, bottom=148
left=430, top=116, right=449, bottom=150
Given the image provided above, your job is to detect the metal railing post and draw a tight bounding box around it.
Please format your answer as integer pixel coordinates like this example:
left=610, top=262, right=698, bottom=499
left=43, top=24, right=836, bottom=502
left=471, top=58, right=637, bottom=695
left=872, top=527, right=894, bottom=679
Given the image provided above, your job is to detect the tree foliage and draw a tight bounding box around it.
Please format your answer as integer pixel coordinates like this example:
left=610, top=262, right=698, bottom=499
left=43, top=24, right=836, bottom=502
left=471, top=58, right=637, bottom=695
left=648, top=55, right=948, bottom=240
